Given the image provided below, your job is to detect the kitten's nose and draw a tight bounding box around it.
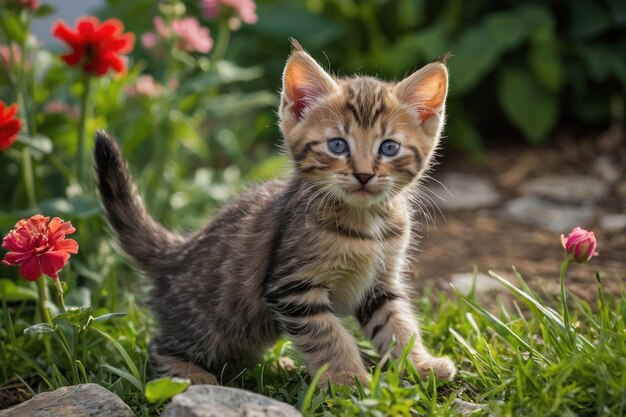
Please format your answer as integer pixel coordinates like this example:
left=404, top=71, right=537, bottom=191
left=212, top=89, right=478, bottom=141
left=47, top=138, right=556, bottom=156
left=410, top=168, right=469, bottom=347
left=354, top=173, right=374, bottom=185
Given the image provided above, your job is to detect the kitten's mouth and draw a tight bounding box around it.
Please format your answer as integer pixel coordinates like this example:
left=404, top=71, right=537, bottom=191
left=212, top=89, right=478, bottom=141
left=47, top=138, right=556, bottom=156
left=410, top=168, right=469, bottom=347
left=344, top=186, right=386, bottom=206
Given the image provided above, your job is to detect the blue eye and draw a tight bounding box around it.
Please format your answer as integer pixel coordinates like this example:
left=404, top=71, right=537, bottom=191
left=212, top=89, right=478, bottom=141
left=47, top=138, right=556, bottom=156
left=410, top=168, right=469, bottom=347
left=327, top=138, right=348, bottom=155
left=379, top=140, right=400, bottom=157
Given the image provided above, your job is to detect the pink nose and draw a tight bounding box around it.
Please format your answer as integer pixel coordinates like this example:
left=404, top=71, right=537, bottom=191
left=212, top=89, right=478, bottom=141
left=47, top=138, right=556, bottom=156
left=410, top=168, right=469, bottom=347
left=354, top=173, right=374, bottom=185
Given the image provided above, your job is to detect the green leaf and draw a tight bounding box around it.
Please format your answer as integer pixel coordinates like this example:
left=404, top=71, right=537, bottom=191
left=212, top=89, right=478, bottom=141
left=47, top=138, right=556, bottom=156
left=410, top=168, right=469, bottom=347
left=93, top=312, right=127, bottom=322
left=255, top=2, right=343, bottom=48
left=608, top=0, right=626, bottom=26
left=33, top=4, right=56, bottom=18
left=93, top=327, right=142, bottom=383
left=449, top=4, right=552, bottom=95
left=528, top=40, right=563, bottom=92
left=53, top=306, right=93, bottom=329
left=15, top=196, right=102, bottom=220
left=569, top=0, right=611, bottom=40
left=17, top=134, right=54, bottom=155
left=101, top=364, right=144, bottom=392
left=24, top=323, right=54, bottom=335
left=0, top=10, right=27, bottom=44
left=444, top=104, right=484, bottom=158
left=0, top=278, right=38, bottom=302
left=144, top=377, right=190, bottom=403
left=497, top=67, right=558, bottom=142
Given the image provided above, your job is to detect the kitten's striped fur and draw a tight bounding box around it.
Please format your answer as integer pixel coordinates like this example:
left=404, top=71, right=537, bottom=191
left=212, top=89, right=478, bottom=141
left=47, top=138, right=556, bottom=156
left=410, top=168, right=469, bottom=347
left=94, top=42, right=455, bottom=387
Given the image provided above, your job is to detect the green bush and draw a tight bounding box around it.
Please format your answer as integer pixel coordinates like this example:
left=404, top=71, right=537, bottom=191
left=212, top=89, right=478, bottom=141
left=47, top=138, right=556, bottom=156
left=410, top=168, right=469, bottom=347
left=226, top=0, right=626, bottom=155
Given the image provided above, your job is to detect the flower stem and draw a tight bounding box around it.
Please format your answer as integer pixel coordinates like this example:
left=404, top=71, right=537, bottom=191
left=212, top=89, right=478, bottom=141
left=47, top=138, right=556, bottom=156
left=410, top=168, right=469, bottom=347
left=54, top=279, right=67, bottom=312
left=209, top=17, right=231, bottom=68
left=21, top=147, right=36, bottom=208
left=36, top=278, right=52, bottom=325
left=559, top=256, right=574, bottom=344
left=35, top=277, right=53, bottom=364
left=53, top=326, right=80, bottom=384
left=77, top=76, right=92, bottom=189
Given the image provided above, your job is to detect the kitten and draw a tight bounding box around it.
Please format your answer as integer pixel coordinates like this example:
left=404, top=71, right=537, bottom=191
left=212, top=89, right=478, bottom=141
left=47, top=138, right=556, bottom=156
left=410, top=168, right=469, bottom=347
left=94, top=41, right=455, bottom=387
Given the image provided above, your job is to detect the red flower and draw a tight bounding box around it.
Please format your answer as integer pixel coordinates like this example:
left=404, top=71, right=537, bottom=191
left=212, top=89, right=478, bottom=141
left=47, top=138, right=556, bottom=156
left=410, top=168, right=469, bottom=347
left=0, top=100, right=21, bottom=151
left=52, top=16, right=135, bottom=76
left=2, top=215, right=79, bottom=281
left=560, top=227, right=598, bottom=264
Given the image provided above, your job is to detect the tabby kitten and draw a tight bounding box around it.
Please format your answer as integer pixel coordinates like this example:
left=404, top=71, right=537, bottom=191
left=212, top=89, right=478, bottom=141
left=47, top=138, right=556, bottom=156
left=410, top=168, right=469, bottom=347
left=94, top=42, right=455, bottom=386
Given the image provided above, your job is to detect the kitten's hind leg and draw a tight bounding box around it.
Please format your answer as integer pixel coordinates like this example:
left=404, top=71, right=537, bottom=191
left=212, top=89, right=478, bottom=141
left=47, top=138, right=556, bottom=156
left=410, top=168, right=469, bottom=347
left=150, top=350, right=219, bottom=385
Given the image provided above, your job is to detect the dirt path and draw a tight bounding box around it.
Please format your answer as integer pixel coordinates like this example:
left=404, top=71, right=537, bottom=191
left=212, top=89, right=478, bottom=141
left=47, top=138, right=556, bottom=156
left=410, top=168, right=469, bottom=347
left=410, top=126, right=625, bottom=302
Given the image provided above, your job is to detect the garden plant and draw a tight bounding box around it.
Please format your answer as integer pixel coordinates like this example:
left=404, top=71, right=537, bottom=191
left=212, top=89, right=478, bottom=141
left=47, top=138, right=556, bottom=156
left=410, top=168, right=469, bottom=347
left=1, top=1, right=625, bottom=416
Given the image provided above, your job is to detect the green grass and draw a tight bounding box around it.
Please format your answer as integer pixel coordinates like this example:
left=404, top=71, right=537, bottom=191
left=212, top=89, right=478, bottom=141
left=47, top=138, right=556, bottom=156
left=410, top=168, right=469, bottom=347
left=1, top=266, right=625, bottom=416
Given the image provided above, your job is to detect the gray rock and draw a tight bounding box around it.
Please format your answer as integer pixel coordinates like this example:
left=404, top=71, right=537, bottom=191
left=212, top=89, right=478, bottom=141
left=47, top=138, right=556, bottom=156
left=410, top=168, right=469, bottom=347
left=162, top=385, right=302, bottom=417
left=0, top=384, right=134, bottom=417
left=450, top=272, right=503, bottom=294
left=521, top=175, right=609, bottom=204
left=503, top=196, right=594, bottom=232
left=594, top=156, right=622, bottom=183
left=600, top=214, right=626, bottom=231
left=428, top=173, right=500, bottom=211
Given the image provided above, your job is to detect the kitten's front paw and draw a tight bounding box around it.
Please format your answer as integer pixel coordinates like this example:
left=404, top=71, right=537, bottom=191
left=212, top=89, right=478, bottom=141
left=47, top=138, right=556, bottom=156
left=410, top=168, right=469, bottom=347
left=319, top=370, right=370, bottom=389
left=412, top=354, right=456, bottom=381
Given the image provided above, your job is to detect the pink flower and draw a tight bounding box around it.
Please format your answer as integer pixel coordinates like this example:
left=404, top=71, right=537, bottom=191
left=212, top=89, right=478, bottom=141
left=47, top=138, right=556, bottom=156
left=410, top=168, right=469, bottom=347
left=142, top=16, right=213, bottom=54
left=200, top=0, right=258, bottom=25
left=560, top=227, right=598, bottom=264
left=20, top=0, right=39, bottom=10
left=2, top=215, right=79, bottom=281
left=0, top=43, right=21, bottom=70
left=126, top=75, right=165, bottom=98
left=42, top=100, right=80, bottom=119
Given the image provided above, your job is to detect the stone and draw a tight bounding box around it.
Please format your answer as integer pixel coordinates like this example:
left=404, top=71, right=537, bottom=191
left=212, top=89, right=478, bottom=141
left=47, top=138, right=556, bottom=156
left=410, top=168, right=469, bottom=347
left=0, top=384, right=134, bottom=417
left=600, top=214, right=626, bottom=232
left=162, top=385, right=302, bottom=417
left=503, top=196, right=594, bottom=232
left=521, top=175, right=609, bottom=204
left=427, top=173, right=500, bottom=211
left=453, top=398, right=492, bottom=416
left=449, top=271, right=503, bottom=294
left=593, top=156, right=622, bottom=183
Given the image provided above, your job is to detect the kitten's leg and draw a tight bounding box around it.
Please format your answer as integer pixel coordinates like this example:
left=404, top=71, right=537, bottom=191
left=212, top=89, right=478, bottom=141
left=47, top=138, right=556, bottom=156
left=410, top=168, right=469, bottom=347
left=150, top=347, right=219, bottom=385
left=357, top=285, right=456, bottom=381
left=265, top=282, right=369, bottom=387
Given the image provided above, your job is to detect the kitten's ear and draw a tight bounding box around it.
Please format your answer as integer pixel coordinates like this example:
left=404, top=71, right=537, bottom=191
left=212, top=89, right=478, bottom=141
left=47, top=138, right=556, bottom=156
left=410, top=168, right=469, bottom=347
left=281, top=42, right=338, bottom=121
left=395, top=62, right=448, bottom=132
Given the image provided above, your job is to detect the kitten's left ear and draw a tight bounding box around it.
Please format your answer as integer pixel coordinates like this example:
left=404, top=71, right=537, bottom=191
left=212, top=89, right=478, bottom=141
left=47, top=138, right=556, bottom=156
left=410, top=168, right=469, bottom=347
left=395, top=62, right=448, bottom=134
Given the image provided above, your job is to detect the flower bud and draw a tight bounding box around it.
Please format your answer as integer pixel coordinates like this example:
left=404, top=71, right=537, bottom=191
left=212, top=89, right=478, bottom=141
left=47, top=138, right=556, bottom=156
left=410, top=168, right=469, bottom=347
left=560, top=227, right=598, bottom=263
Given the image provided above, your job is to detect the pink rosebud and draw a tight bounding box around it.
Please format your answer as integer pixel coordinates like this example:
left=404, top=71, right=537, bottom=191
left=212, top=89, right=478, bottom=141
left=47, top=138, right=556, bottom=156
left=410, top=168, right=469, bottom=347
left=126, top=75, right=165, bottom=98
left=560, top=227, right=598, bottom=263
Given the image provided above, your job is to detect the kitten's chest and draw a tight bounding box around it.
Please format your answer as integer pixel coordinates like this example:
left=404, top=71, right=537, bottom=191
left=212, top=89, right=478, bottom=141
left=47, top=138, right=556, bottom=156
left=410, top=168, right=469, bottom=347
left=309, top=220, right=409, bottom=316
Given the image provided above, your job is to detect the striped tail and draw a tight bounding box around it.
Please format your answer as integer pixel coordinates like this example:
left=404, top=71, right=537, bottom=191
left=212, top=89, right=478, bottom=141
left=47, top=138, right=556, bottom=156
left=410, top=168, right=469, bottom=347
left=94, top=130, right=182, bottom=272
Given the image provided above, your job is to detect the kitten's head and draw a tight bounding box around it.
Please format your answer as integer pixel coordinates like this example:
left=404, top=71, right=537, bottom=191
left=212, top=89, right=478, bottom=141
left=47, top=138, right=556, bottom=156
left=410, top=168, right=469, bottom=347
left=279, top=41, right=448, bottom=208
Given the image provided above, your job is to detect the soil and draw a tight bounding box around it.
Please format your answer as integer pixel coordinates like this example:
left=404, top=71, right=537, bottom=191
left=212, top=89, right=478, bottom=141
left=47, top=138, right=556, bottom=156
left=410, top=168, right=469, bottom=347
left=410, top=125, right=625, bottom=303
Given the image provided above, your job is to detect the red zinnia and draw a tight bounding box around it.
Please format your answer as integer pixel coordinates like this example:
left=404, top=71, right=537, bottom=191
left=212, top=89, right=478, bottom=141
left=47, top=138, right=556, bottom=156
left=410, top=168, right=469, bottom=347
left=2, top=215, right=79, bottom=281
left=52, top=16, right=135, bottom=76
left=0, top=100, right=21, bottom=151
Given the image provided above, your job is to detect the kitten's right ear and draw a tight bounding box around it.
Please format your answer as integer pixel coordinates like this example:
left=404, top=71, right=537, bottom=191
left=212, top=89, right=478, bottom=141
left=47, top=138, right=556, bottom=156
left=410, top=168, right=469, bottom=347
left=281, top=41, right=338, bottom=121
